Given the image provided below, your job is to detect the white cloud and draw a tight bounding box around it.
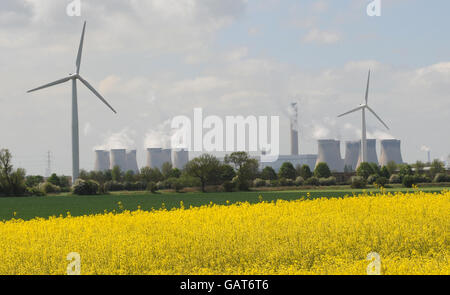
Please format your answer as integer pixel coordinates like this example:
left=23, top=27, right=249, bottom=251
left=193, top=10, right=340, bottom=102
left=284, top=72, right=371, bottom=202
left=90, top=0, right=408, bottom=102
left=303, top=28, right=341, bottom=44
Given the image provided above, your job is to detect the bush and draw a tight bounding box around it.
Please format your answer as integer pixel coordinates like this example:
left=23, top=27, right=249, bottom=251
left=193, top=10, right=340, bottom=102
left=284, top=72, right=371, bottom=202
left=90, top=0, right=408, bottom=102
left=278, top=163, right=296, bottom=180
left=351, top=176, right=366, bottom=189
left=294, top=176, right=304, bottom=186
left=278, top=178, right=293, bottom=186
left=170, top=178, right=185, bottom=192
left=415, top=175, right=431, bottom=184
left=305, top=177, right=319, bottom=186
left=146, top=181, right=157, bottom=193
left=367, top=174, right=379, bottom=185
left=314, top=163, right=331, bottom=178
left=73, top=179, right=99, bottom=195
left=319, top=177, right=337, bottom=186
left=356, top=163, right=375, bottom=180
left=297, top=165, right=312, bottom=180
left=402, top=175, right=418, bottom=188
left=39, top=182, right=61, bottom=194
left=389, top=174, right=401, bottom=184
left=156, top=181, right=167, bottom=190
left=374, top=176, right=388, bottom=187
left=433, top=173, right=450, bottom=183
left=253, top=178, right=266, bottom=187
left=221, top=181, right=235, bottom=192
left=26, top=186, right=46, bottom=196
left=104, top=181, right=125, bottom=192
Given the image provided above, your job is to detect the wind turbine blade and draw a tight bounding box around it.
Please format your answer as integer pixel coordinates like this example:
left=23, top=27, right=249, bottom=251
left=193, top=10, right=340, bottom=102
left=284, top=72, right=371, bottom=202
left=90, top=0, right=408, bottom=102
left=367, top=106, right=390, bottom=130
left=338, top=106, right=364, bottom=118
left=78, top=76, right=117, bottom=114
left=365, top=70, right=371, bottom=104
left=76, top=21, right=87, bottom=73
left=27, top=76, right=72, bottom=93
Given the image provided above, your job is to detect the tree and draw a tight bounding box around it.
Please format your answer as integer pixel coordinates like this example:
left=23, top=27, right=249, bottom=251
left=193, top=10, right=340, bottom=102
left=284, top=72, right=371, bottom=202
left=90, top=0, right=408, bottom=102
left=47, top=173, right=61, bottom=186
left=414, top=161, right=426, bottom=176
left=278, top=162, right=296, bottom=180
left=261, top=166, right=277, bottom=181
left=398, top=164, right=413, bottom=180
left=297, top=164, right=312, bottom=180
left=237, top=158, right=259, bottom=190
left=369, top=163, right=381, bottom=176
left=124, top=170, right=136, bottom=182
left=429, top=159, right=445, bottom=178
left=161, top=162, right=173, bottom=179
left=0, top=149, right=27, bottom=196
left=386, top=161, right=398, bottom=175
left=219, top=164, right=236, bottom=182
left=380, top=166, right=391, bottom=179
left=314, top=162, right=331, bottom=179
left=139, top=167, right=163, bottom=183
left=25, top=175, right=45, bottom=187
left=167, top=168, right=182, bottom=179
left=356, top=162, right=374, bottom=180
left=185, top=154, right=221, bottom=192
left=224, top=152, right=250, bottom=170
left=0, top=149, right=14, bottom=193
left=111, top=166, right=122, bottom=182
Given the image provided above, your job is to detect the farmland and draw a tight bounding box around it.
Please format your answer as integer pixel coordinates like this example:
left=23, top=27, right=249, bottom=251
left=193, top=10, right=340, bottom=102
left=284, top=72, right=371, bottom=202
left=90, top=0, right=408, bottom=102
left=0, top=186, right=446, bottom=221
left=0, top=190, right=448, bottom=275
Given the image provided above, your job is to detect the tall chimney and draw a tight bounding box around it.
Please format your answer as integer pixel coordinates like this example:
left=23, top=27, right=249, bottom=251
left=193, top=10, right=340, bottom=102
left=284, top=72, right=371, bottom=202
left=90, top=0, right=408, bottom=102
left=379, top=139, right=403, bottom=166
left=290, top=102, right=299, bottom=155
left=316, top=139, right=344, bottom=172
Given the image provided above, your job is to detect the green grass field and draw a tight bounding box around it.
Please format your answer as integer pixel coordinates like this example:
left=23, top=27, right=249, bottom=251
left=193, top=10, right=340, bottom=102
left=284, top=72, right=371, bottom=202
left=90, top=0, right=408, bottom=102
left=0, top=187, right=446, bottom=221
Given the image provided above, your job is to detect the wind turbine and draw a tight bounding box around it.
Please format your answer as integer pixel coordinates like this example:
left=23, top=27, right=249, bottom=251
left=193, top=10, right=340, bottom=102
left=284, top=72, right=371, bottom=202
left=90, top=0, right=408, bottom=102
left=27, top=21, right=117, bottom=182
left=338, top=70, right=389, bottom=164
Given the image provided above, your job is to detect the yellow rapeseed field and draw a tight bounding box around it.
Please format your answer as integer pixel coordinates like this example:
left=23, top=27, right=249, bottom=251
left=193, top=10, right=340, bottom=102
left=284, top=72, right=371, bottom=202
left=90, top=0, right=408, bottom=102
left=0, top=190, right=448, bottom=275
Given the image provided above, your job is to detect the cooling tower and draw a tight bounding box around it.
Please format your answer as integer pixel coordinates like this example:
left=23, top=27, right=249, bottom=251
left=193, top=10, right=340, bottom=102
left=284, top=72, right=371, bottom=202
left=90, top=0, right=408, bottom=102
left=146, top=148, right=172, bottom=170
left=315, top=139, right=344, bottom=172
left=110, top=149, right=127, bottom=171
left=172, top=149, right=189, bottom=170
left=125, top=150, right=139, bottom=174
left=357, top=139, right=378, bottom=166
left=379, top=139, right=403, bottom=166
left=94, top=150, right=110, bottom=172
left=344, top=141, right=360, bottom=171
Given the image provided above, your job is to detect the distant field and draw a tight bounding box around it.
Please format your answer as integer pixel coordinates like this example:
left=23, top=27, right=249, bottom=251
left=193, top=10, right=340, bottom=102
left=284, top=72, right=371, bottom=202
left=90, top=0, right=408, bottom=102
left=0, top=187, right=446, bottom=221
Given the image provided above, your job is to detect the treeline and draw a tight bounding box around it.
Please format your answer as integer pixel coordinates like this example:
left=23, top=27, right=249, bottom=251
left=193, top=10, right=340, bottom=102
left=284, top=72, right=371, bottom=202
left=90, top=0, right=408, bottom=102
left=350, top=160, right=449, bottom=188
left=1, top=148, right=449, bottom=197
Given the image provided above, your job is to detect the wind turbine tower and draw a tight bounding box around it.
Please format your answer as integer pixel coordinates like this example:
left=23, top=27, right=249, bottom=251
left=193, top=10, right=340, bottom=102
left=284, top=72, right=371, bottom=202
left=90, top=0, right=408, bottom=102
left=338, top=70, right=389, bottom=164
left=28, top=22, right=117, bottom=182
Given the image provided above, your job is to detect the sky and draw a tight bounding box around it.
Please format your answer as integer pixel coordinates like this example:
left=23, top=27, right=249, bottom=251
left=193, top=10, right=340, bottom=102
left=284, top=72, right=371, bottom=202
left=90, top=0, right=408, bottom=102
left=0, top=0, right=449, bottom=175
